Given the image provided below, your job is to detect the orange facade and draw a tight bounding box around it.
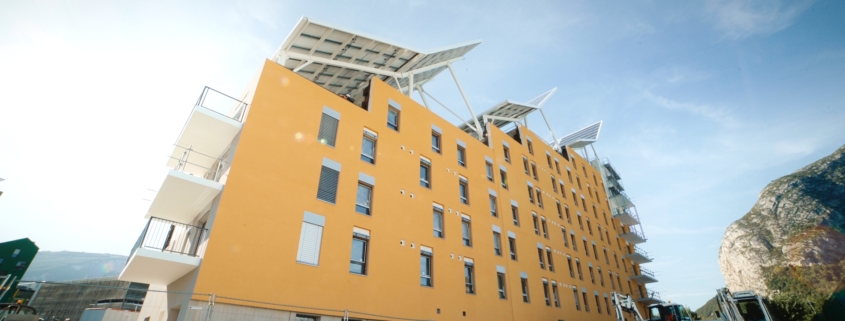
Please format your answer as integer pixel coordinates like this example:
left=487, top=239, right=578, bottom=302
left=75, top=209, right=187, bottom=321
left=190, top=60, right=649, bottom=321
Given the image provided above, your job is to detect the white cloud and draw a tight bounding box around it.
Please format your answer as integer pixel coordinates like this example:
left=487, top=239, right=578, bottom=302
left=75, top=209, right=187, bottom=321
left=706, top=0, right=815, bottom=40
left=643, top=91, right=741, bottom=128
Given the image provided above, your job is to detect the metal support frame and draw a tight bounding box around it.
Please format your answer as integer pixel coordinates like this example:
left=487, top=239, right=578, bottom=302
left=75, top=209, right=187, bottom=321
left=447, top=63, right=483, bottom=138
left=416, top=86, right=430, bottom=109
left=419, top=86, right=479, bottom=135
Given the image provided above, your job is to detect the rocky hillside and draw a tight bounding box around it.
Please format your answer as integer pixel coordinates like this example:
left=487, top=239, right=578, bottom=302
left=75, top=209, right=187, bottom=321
left=718, top=143, right=845, bottom=296
left=22, top=251, right=127, bottom=282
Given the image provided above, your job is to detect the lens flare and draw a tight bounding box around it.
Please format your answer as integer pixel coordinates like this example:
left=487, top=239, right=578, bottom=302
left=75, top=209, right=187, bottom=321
left=294, top=132, right=304, bottom=142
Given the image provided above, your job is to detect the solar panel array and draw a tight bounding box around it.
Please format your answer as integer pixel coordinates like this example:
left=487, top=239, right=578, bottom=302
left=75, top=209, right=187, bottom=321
left=556, top=121, right=603, bottom=148
left=273, top=17, right=480, bottom=103
left=458, top=100, right=538, bottom=134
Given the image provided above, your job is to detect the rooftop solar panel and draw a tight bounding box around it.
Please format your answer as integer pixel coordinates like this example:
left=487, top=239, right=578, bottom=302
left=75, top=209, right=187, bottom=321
left=273, top=17, right=481, bottom=103
left=557, top=121, right=602, bottom=148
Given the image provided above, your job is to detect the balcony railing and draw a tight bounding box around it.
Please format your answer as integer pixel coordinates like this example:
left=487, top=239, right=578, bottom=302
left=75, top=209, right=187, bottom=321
left=129, top=217, right=208, bottom=260
left=195, top=86, right=248, bottom=122
left=169, top=145, right=231, bottom=183
left=638, top=267, right=655, bottom=278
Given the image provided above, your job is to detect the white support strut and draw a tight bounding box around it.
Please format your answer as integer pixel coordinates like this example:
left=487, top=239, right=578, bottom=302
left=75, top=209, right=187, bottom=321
left=447, top=63, right=483, bottom=138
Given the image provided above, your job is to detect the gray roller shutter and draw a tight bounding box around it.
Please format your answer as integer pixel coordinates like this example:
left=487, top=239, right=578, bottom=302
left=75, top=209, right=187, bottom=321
left=317, top=166, right=340, bottom=203
left=317, top=113, right=339, bottom=147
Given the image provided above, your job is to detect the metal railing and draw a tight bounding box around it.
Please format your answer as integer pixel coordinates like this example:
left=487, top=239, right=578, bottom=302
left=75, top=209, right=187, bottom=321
left=630, top=246, right=651, bottom=260
left=195, top=86, right=248, bottom=122
left=638, top=267, right=655, bottom=278
left=129, top=217, right=208, bottom=260
left=169, top=144, right=230, bottom=183
left=623, top=224, right=647, bottom=240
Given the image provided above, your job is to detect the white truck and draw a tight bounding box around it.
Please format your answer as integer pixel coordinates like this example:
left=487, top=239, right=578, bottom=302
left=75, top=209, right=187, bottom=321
left=714, top=288, right=776, bottom=321
left=611, top=292, right=694, bottom=321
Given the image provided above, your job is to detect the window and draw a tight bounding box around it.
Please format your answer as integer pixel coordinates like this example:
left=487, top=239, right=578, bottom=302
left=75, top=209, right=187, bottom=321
left=546, top=248, right=554, bottom=272
left=555, top=160, right=561, bottom=174
left=593, top=244, right=599, bottom=260
left=598, top=267, right=604, bottom=286
left=493, top=232, right=502, bottom=256
left=583, top=291, right=590, bottom=312
left=497, top=272, right=507, bottom=299
left=316, top=160, right=341, bottom=204
left=578, top=214, right=584, bottom=230
left=595, top=294, right=602, bottom=314
left=489, top=195, right=498, bottom=217
left=296, top=213, right=325, bottom=266
left=527, top=185, right=535, bottom=204
left=432, top=132, right=441, bottom=153
left=296, top=315, right=318, bottom=321
left=617, top=275, right=623, bottom=292
left=503, top=145, right=511, bottom=163
left=420, top=159, right=431, bottom=188
left=587, top=219, right=593, bottom=235
left=543, top=280, right=551, bottom=306
left=560, top=182, right=565, bottom=196
left=508, top=236, right=518, bottom=260
left=531, top=163, right=538, bottom=179
left=457, top=146, right=467, bottom=167
left=552, top=283, right=561, bottom=307
left=576, top=259, right=583, bottom=280
left=572, top=191, right=579, bottom=205
left=571, top=234, right=578, bottom=251
left=546, top=154, right=552, bottom=168
left=485, top=162, right=494, bottom=181
left=15, top=261, right=27, bottom=270
left=536, top=188, right=543, bottom=208
left=538, top=248, right=545, bottom=269
left=605, top=297, right=612, bottom=315
left=500, top=169, right=508, bottom=189
left=527, top=140, right=534, bottom=155
left=567, top=169, right=573, bottom=182
left=12, top=249, right=21, bottom=258
left=541, top=218, right=548, bottom=238
left=532, top=214, right=540, bottom=235
left=573, top=288, right=580, bottom=310
left=584, top=239, right=590, bottom=256
left=599, top=225, right=604, bottom=240
left=565, top=206, right=571, bottom=223
left=511, top=205, right=520, bottom=226
left=577, top=176, right=582, bottom=190
left=464, top=261, right=475, bottom=294
left=317, top=109, right=339, bottom=147
left=604, top=248, right=609, bottom=264
left=556, top=201, right=563, bottom=219
left=582, top=197, right=587, bottom=211
left=433, top=207, right=444, bottom=238
left=387, top=107, right=399, bottom=130
left=623, top=258, right=628, bottom=272
left=355, top=183, right=373, bottom=215
left=589, top=266, right=595, bottom=284
left=461, top=217, right=472, bottom=247
left=614, top=253, right=619, bottom=268
left=349, top=232, right=369, bottom=275
left=361, top=132, right=376, bottom=164
left=562, top=228, right=569, bottom=247
left=459, top=178, right=469, bottom=204
left=606, top=230, right=611, bottom=244
left=523, top=157, right=530, bottom=174
left=567, top=256, right=575, bottom=278
left=551, top=177, right=558, bottom=192
left=610, top=271, right=616, bottom=290
left=521, top=277, right=530, bottom=303
left=420, top=250, right=433, bottom=286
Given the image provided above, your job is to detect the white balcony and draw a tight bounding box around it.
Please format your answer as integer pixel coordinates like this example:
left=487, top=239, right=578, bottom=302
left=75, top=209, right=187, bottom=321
left=620, top=226, right=647, bottom=244
left=637, top=290, right=662, bottom=304
left=120, top=217, right=207, bottom=285
left=631, top=267, right=658, bottom=284
left=145, top=169, right=222, bottom=224
left=624, top=246, right=653, bottom=264
left=612, top=206, right=640, bottom=226
left=165, top=87, right=246, bottom=177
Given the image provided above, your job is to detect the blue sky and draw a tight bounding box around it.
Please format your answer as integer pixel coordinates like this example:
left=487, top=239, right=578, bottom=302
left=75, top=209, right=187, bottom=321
left=1, top=0, right=844, bottom=309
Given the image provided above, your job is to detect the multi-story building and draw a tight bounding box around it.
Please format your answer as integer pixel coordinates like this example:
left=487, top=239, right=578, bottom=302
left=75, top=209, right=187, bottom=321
left=26, top=277, right=149, bottom=321
left=119, top=17, right=656, bottom=321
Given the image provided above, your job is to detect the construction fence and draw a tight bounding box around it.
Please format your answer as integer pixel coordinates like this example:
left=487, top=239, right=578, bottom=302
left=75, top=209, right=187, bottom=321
left=17, top=280, right=432, bottom=321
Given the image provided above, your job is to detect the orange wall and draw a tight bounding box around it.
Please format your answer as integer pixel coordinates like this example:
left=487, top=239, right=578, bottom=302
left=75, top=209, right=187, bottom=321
left=192, top=60, right=648, bottom=320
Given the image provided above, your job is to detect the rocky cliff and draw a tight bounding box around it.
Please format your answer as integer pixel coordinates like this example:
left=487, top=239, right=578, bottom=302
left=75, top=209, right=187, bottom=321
left=719, top=144, right=845, bottom=296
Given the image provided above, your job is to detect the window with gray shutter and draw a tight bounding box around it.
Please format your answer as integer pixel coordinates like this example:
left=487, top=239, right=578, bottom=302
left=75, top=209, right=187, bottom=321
left=317, top=162, right=340, bottom=203
left=296, top=213, right=324, bottom=266
left=317, top=108, right=340, bottom=147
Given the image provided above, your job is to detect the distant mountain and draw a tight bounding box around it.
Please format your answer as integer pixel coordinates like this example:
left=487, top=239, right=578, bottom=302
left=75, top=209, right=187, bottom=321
left=694, top=295, right=720, bottom=320
left=719, top=144, right=845, bottom=296
left=22, top=251, right=127, bottom=282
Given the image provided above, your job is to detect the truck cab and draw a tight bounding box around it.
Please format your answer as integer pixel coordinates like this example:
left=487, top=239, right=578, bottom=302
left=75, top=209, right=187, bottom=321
left=646, top=302, right=693, bottom=321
